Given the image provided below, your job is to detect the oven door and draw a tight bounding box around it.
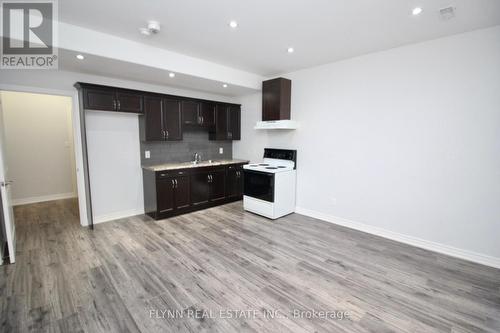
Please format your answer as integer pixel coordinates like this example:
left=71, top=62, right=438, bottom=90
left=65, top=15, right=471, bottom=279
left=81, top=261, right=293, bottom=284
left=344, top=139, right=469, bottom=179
left=243, top=170, right=274, bottom=202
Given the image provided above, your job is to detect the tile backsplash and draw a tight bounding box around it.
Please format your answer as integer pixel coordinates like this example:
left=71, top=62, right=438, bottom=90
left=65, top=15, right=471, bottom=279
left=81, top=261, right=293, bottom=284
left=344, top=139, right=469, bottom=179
left=140, top=128, right=232, bottom=166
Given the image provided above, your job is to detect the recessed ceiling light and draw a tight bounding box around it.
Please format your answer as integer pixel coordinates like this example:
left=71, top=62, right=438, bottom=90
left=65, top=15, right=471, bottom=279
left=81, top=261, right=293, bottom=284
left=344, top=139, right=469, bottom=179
left=412, top=7, right=423, bottom=15
left=169, top=72, right=175, bottom=78
left=222, top=84, right=228, bottom=88
left=76, top=54, right=84, bottom=60
left=287, top=47, right=294, bottom=53
left=229, top=20, right=238, bottom=28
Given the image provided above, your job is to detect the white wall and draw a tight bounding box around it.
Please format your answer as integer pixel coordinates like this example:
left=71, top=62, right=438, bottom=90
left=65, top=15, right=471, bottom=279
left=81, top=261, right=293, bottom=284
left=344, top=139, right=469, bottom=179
left=234, top=26, right=500, bottom=265
left=0, top=70, right=236, bottom=222
left=0, top=91, right=77, bottom=205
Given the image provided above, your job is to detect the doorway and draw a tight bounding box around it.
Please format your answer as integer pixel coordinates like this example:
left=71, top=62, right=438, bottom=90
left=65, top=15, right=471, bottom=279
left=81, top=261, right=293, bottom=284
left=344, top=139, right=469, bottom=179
left=0, top=91, right=81, bottom=264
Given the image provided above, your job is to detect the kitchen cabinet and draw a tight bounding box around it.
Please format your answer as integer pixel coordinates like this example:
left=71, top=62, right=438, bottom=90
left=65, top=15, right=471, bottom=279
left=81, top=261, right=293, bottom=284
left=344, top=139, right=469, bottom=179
left=182, top=101, right=215, bottom=128
left=199, top=102, right=215, bottom=127
left=190, top=171, right=210, bottom=206
left=157, top=178, right=175, bottom=214
left=141, top=96, right=182, bottom=141
left=163, top=99, right=183, bottom=140
left=191, top=167, right=226, bottom=205
left=143, top=163, right=246, bottom=220
left=81, top=85, right=143, bottom=113
left=76, top=82, right=240, bottom=140
left=226, top=164, right=243, bottom=199
left=182, top=100, right=200, bottom=125
left=209, top=169, right=226, bottom=203
left=262, top=77, right=291, bottom=121
left=209, top=104, right=241, bottom=141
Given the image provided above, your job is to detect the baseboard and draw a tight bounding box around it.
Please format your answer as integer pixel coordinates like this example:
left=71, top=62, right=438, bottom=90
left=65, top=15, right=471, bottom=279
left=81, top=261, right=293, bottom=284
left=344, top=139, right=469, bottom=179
left=94, top=208, right=145, bottom=224
left=13, top=192, right=77, bottom=206
left=295, top=207, right=500, bottom=269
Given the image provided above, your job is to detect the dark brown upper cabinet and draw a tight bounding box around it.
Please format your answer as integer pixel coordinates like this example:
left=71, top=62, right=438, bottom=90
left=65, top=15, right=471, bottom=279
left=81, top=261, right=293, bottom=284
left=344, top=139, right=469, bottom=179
left=182, top=100, right=200, bottom=125
left=182, top=101, right=215, bottom=128
left=209, top=104, right=240, bottom=141
left=262, top=77, right=291, bottom=121
left=75, top=83, right=240, bottom=141
left=84, top=88, right=116, bottom=111
left=115, top=91, right=143, bottom=113
left=199, top=102, right=215, bottom=127
left=80, top=84, right=143, bottom=113
left=140, top=96, right=182, bottom=141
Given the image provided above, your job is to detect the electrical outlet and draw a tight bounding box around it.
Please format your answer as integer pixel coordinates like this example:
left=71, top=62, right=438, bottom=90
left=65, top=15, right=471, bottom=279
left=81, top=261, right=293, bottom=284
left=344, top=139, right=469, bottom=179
left=145, top=150, right=151, bottom=159
left=219, top=147, right=223, bottom=154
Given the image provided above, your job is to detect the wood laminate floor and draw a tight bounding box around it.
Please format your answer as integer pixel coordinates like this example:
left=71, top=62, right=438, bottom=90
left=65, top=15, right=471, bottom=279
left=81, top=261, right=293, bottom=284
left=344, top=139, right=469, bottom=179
left=1, top=199, right=499, bottom=332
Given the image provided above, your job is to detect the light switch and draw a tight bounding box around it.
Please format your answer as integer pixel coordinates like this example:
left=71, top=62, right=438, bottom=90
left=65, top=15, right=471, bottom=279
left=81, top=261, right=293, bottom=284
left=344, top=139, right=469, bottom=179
left=219, top=147, right=223, bottom=154
left=145, top=150, right=151, bottom=159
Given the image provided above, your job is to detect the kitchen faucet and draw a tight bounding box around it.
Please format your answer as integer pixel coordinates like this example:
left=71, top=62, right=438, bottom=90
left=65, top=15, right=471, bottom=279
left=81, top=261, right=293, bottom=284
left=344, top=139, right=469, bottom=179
left=193, top=152, right=201, bottom=164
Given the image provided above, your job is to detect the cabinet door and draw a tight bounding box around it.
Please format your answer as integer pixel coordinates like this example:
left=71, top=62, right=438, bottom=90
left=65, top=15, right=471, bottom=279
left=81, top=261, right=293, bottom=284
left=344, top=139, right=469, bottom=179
left=84, top=88, right=116, bottom=111
left=228, top=106, right=241, bottom=140
left=144, top=96, right=164, bottom=141
left=163, top=99, right=183, bottom=140
left=182, top=100, right=200, bottom=125
left=210, top=104, right=228, bottom=140
left=210, top=169, right=226, bottom=203
left=226, top=166, right=243, bottom=199
left=190, top=172, right=210, bottom=206
left=157, top=178, right=175, bottom=214
left=199, top=102, right=215, bottom=127
left=174, top=175, right=190, bottom=209
left=116, top=91, right=143, bottom=113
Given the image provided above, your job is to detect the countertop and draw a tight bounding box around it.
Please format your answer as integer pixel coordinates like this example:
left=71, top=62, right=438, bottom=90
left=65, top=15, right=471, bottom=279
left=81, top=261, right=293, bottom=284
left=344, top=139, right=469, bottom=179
left=142, top=159, right=249, bottom=172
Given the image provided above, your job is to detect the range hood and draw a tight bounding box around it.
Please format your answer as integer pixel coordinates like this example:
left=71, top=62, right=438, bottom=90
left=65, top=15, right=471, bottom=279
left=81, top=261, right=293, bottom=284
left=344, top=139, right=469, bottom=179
left=254, top=120, right=299, bottom=129
left=255, top=77, right=298, bottom=130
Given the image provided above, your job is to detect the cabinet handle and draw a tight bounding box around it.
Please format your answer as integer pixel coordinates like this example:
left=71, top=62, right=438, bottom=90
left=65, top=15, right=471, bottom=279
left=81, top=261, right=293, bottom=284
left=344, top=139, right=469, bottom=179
left=175, top=179, right=178, bottom=188
left=171, top=179, right=175, bottom=188
left=207, top=175, right=210, bottom=183
left=201, top=116, right=204, bottom=125
left=165, top=130, right=169, bottom=139
left=113, top=100, right=117, bottom=110
left=228, top=132, right=232, bottom=139
left=160, top=173, right=166, bottom=177
left=117, top=100, right=121, bottom=110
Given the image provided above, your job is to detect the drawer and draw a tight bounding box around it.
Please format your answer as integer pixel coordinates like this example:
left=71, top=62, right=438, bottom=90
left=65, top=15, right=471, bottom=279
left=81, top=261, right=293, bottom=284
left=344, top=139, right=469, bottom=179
left=226, top=164, right=243, bottom=170
left=156, top=169, right=189, bottom=179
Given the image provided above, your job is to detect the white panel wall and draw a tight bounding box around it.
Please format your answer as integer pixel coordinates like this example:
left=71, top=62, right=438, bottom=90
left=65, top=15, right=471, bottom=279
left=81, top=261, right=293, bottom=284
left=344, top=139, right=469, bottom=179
left=0, top=91, right=77, bottom=205
left=85, top=111, right=144, bottom=221
left=234, top=26, right=500, bottom=264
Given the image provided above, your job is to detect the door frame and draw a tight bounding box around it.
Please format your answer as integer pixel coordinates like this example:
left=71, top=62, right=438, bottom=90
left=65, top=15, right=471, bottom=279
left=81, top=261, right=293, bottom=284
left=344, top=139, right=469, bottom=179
left=0, top=83, right=89, bottom=227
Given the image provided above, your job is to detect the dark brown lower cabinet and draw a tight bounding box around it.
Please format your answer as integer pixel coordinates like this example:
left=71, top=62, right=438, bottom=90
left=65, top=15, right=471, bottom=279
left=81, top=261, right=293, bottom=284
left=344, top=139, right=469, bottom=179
left=191, top=172, right=210, bottom=206
left=209, top=169, right=226, bottom=203
left=157, top=178, right=175, bottom=214
left=143, top=163, right=246, bottom=220
left=226, top=164, right=243, bottom=199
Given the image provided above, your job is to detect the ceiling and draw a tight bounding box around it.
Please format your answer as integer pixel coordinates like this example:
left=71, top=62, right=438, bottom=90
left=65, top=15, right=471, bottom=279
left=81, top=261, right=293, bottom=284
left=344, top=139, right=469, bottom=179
left=59, top=0, right=500, bottom=76
left=58, top=49, right=257, bottom=97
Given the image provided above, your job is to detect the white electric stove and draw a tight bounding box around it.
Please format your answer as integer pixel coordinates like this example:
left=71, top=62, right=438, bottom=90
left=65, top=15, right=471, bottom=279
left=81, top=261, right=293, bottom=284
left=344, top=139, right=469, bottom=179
left=243, top=148, right=297, bottom=219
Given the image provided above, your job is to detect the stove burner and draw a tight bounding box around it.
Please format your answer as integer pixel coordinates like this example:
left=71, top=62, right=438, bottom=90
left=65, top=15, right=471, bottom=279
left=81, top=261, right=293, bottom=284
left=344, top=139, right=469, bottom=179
left=277, top=166, right=287, bottom=168
left=265, top=167, right=278, bottom=169
left=249, top=164, right=259, bottom=167
left=259, top=163, right=270, bottom=166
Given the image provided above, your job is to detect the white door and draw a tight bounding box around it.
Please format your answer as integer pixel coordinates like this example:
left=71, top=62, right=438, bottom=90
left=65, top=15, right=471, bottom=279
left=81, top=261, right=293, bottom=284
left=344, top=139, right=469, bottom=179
left=0, top=95, right=15, bottom=264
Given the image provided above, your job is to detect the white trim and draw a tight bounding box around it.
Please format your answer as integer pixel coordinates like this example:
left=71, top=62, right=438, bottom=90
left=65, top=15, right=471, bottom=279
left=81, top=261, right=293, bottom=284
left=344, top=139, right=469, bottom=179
left=94, top=209, right=144, bottom=225
left=295, top=207, right=500, bottom=269
left=12, top=192, right=77, bottom=206
left=0, top=84, right=88, bottom=227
